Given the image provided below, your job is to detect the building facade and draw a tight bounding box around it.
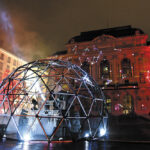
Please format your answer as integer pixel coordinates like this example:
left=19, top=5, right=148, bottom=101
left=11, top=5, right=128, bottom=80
left=49, top=26, right=150, bottom=116
left=0, top=48, right=27, bottom=82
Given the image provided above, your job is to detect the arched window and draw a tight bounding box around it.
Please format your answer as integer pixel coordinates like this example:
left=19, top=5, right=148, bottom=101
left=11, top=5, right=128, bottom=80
left=121, top=58, right=132, bottom=78
left=81, top=61, right=90, bottom=74
left=100, top=60, right=110, bottom=79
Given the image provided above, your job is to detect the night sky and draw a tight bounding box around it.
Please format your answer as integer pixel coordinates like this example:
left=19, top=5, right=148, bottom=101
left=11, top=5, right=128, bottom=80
left=0, top=0, right=150, bottom=61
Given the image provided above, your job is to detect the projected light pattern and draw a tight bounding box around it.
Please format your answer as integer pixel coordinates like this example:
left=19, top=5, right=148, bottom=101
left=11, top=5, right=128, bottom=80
left=0, top=11, right=19, bottom=51
left=0, top=59, right=107, bottom=141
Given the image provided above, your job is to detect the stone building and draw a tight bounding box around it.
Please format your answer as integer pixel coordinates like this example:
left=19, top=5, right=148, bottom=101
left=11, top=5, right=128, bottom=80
left=49, top=25, right=150, bottom=116
left=0, top=48, right=27, bottom=82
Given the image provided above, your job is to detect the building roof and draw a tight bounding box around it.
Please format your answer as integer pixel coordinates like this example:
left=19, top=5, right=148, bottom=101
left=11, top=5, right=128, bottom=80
left=68, top=25, right=144, bottom=43
left=0, top=48, right=27, bottom=63
left=52, top=50, right=67, bottom=56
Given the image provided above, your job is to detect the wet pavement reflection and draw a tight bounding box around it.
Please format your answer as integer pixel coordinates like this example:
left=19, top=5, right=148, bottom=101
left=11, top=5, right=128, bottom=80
left=0, top=116, right=150, bottom=150
left=0, top=140, right=150, bottom=150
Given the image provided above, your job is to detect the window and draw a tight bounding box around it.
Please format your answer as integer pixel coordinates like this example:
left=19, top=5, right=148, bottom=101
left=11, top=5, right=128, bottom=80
left=0, top=72, right=2, bottom=81
left=7, top=57, right=11, bottom=63
left=146, top=96, right=149, bottom=101
left=6, top=65, right=10, bottom=71
left=100, top=60, right=110, bottom=79
left=81, top=61, right=90, bottom=74
left=123, top=94, right=134, bottom=114
left=121, top=58, right=132, bottom=78
left=139, top=72, right=145, bottom=83
left=105, top=95, right=112, bottom=113
left=13, top=60, right=16, bottom=66
left=136, top=96, right=141, bottom=101
left=0, top=53, right=4, bottom=60
left=0, top=62, right=3, bottom=70
left=141, top=104, right=146, bottom=110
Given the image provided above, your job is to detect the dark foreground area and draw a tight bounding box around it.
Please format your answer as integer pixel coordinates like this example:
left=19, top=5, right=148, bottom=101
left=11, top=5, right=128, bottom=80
left=108, top=114, right=150, bottom=141
left=0, top=115, right=150, bottom=150
left=0, top=140, right=150, bottom=150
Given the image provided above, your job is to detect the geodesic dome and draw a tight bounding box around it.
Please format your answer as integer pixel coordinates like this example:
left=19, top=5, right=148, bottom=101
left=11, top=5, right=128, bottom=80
left=0, top=59, right=107, bottom=141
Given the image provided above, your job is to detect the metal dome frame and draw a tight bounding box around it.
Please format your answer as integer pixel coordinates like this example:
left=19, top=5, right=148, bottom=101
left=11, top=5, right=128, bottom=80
left=0, top=59, right=108, bottom=142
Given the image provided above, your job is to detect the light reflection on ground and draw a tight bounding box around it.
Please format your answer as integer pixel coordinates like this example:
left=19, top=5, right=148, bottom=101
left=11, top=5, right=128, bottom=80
left=0, top=140, right=150, bottom=150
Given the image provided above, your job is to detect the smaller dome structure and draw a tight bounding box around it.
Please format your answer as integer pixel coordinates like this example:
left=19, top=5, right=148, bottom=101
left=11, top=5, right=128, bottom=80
left=0, top=59, right=107, bottom=141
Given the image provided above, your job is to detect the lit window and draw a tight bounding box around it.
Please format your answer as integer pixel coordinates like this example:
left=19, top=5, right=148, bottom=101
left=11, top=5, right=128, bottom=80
left=104, top=67, right=108, bottom=72
left=100, top=60, right=110, bottom=79
left=122, top=94, right=134, bottom=114
left=106, top=97, right=112, bottom=113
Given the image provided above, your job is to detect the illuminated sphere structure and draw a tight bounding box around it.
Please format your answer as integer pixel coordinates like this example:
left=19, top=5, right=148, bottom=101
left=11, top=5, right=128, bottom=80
left=0, top=59, right=107, bottom=141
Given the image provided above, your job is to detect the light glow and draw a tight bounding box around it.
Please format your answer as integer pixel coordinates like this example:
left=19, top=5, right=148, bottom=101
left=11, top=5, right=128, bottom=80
left=85, top=132, right=89, bottom=138
left=100, top=128, right=106, bottom=137
left=83, top=75, right=93, bottom=86
left=23, top=134, right=30, bottom=141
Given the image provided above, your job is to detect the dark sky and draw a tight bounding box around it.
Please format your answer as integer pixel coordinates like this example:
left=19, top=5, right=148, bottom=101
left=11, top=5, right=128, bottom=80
left=0, top=0, right=150, bottom=61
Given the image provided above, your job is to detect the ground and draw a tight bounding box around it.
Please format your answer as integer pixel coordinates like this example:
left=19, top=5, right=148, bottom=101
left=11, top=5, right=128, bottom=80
left=0, top=115, right=150, bottom=150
